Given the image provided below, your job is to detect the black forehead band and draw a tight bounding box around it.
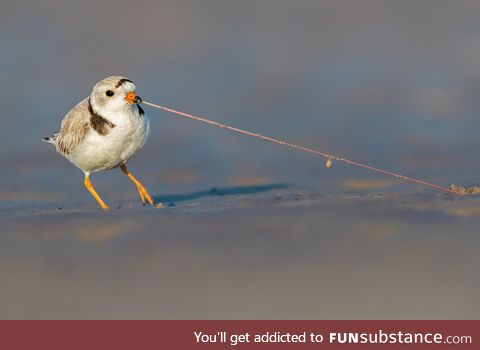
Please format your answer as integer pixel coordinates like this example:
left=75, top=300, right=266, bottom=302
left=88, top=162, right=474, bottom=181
left=115, top=78, right=133, bottom=89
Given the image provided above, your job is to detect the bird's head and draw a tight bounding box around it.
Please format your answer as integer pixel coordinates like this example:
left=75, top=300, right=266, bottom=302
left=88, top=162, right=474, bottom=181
left=90, top=76, right=142, bottom=112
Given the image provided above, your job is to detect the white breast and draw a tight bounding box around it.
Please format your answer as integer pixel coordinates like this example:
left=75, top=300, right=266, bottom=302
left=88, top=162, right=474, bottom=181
left=67, top=106, right=150, bottom=173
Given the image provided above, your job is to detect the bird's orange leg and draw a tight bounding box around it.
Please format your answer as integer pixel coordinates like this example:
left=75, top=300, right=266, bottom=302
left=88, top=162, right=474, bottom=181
left=84, top=175, right=109, bottom=209
left=120, top=165, right=163, bottom=208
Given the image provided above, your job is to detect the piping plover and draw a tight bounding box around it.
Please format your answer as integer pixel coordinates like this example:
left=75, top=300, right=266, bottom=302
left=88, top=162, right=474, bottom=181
left=43, top=76, right=162, bottom=209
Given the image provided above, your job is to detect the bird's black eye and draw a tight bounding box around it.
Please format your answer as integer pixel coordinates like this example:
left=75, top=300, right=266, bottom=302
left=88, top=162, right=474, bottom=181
left=106, top=90, right=114, bottom=97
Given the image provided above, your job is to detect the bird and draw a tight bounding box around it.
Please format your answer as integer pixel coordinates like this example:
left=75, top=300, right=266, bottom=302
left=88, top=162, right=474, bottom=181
left=43, top=76, right=162, bottom=209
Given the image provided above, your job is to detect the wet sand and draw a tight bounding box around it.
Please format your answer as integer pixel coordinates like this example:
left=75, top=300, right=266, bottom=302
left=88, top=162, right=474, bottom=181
left=1, top=185, right=479, bottom=319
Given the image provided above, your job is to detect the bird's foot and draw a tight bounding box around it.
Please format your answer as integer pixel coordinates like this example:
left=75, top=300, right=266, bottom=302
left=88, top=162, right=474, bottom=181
left=136, top=183, right=163, bottom=208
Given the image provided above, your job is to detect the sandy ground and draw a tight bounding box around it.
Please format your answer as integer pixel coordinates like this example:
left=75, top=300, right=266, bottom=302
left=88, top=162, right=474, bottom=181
left=1, top=184, right=479, bottom=319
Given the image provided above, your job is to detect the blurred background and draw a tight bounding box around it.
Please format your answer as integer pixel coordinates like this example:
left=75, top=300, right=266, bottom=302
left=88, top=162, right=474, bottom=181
left=0, top=1, right=479, bottom=319
left=2, top=0, right=480, bottom=198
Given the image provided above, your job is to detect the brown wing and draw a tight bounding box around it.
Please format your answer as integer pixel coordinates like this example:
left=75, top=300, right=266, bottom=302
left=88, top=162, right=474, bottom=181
left=56, top=98, right=91, bottom=155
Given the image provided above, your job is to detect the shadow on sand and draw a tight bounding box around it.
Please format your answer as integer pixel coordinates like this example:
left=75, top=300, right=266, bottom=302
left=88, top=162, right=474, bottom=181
left=154, top=183, right=287, bottom=204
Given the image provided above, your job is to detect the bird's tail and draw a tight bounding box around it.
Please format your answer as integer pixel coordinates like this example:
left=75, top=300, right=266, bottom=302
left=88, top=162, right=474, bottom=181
left=42, top=132, right=58, bottom=144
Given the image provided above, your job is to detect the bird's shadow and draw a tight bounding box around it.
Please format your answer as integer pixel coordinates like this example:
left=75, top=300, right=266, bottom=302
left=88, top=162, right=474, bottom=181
left=153, top=183, right=287, bottom=205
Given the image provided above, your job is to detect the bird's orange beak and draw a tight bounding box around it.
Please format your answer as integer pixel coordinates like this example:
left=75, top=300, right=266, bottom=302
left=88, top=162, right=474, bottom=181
left=125, top=91, right=142, bottom=104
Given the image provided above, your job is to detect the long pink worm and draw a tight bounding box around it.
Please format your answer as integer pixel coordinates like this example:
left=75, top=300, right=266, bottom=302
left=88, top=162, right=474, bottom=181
left=143, top=100, right=458, bottom=194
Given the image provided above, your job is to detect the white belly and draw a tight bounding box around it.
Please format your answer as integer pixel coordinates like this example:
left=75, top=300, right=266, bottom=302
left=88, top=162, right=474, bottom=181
left=67, top=111, right=150, bottom=173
